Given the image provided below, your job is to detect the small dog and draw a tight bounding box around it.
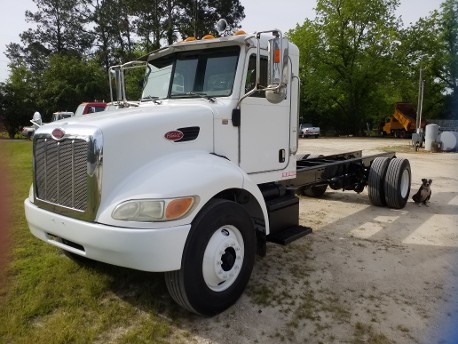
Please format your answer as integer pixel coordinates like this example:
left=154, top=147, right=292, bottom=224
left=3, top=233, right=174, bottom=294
left=412, top=179, right=432, bottom=206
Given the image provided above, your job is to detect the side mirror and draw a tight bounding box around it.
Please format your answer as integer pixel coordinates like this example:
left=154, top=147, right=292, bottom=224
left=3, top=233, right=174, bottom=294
left=266, top=35, right=289, bottom=104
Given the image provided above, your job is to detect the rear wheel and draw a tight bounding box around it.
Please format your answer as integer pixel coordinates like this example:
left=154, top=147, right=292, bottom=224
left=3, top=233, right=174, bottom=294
left=368, top=157, right=390, bottom=206
left=384, top=158, right=411, bottom=209
left=302, top=184, right=328, bottom=197
left=165, top=199, right=256, bottom=315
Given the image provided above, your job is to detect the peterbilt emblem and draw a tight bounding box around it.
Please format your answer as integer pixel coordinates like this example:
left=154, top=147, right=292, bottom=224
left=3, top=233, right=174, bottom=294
left=51, top=128, right=65, bottom=140
left=164, top=130, right=184, bottom=142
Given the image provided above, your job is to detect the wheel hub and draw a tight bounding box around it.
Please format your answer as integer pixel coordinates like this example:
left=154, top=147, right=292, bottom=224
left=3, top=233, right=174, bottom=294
left=202, top=225, right=244, bottom=292
left=221, top=247, right=236, bottom=271
left=400, top=169, right=410, bottom=198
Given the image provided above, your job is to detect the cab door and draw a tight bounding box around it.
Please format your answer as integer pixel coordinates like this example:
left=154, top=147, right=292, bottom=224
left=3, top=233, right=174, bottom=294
left=239, top=54, right=290, bottom=174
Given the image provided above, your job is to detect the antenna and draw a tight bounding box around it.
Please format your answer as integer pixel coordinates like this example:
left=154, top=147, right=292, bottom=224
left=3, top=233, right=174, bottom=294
left=194, top=0, right=198, bottom=37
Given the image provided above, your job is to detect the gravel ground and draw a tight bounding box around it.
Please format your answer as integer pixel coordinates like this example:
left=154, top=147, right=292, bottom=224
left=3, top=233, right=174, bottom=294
left=179, top=137, right=458, bottom=344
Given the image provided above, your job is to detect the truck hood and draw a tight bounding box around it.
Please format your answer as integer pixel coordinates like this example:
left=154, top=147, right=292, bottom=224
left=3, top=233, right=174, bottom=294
left=35, top=102, right=215, bottom=203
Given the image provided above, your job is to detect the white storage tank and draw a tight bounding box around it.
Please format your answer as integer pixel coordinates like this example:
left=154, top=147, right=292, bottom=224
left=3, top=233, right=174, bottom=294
left=425, top=124, right=440, bottom=151
left=439, top=131, right=458, bottom=152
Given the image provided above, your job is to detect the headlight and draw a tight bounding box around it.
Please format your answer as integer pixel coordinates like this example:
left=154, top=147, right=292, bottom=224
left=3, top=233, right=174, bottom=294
left=112, top=196, right=196, bottom=222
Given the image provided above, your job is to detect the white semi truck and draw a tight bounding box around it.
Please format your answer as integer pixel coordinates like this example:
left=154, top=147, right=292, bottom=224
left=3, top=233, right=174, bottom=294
left=24, top=23, right=412, bottom=316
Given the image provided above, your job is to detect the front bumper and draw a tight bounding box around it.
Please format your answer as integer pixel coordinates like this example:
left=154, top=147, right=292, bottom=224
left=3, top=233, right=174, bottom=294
left=24, top=199, right=190, bottom=272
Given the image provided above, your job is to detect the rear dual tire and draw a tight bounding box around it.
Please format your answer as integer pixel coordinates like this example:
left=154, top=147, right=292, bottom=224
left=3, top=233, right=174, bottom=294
left=368, top=157, right=411, bottom=209
left=368, top=157, right=390, bottom=206
left=384, top=158, right=411, bottom=209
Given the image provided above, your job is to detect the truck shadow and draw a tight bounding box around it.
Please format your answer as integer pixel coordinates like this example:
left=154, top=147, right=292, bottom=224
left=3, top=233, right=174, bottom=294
left=311, top=190, right=458, bottom=245
left=73, top=190, right=458, bottom=343
left=73, top=256, right=185, bottom=318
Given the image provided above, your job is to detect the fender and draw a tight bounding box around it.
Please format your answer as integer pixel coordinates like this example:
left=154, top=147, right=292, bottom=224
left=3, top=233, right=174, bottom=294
left=96, top=151, right=270, bottom=232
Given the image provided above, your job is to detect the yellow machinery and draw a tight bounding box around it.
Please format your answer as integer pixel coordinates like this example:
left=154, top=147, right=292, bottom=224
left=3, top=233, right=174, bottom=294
left=381, top=102, right=426, bottom=138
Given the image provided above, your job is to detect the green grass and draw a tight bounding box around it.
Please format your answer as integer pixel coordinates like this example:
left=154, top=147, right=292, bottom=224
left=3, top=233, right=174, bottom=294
left=0, top=140, right=184, bottom=344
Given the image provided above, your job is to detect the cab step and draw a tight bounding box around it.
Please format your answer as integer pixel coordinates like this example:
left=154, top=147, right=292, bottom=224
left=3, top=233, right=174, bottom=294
left=267, top=225, right=313, bottom=245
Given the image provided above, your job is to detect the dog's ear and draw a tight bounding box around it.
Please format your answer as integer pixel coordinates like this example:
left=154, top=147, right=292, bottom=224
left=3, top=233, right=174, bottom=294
left=428, top=179, right=432, bottom=185
left=422, top=178, right=427, bottom=183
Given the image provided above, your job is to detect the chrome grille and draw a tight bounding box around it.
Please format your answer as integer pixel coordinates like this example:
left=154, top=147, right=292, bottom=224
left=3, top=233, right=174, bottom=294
left=33, top=128, right=103, bottom=221
left=35, top=138, right=89, bottom=211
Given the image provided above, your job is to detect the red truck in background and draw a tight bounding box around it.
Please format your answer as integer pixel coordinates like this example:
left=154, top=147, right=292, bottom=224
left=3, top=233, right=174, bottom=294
left=74, top=102, right=107, bottom=116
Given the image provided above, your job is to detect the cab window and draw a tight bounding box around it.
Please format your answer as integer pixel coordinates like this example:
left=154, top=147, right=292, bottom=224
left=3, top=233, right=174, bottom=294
left=245, top=54, right=268, bottom=97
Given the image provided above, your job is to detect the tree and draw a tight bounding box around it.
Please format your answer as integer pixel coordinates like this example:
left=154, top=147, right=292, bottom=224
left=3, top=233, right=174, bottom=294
left=439, top=0, right=458, bottom=119
left=288, top=20, right=333, bottom=127
left=40, top=54, right=109, bottom=116
left=137, top=0, right=245, bottom=46
left=24, top=0, right=93, bottom=54
left=398, top=0, right=458, bottom=120
left=294, top=0, right=402, bottom=135
left=0, top=66, right=37, bottom=139
left=40, top=54, right=109, bottom=115
left=178, top=0, right=245, bottom=39
left=87, top=0, right=139, bottom=70
left=133, top=0, right=167, bottom=52
left=397, top=13, right=446, bottom=119
left=6, top=0, right=93, bottom=72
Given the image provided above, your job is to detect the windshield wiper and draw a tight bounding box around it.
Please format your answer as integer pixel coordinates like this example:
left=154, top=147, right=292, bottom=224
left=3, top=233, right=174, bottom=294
left=171, top=92, right=215, bottom=102
left=141, top=95, right=160, bottom=102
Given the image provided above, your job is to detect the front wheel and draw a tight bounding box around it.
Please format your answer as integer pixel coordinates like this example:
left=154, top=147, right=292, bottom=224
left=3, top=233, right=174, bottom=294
left=165, top=199, right=256, bottom=315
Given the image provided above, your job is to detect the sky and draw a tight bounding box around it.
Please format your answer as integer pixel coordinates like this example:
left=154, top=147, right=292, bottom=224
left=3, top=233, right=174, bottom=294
left=0, top=0, right=444, bottom=82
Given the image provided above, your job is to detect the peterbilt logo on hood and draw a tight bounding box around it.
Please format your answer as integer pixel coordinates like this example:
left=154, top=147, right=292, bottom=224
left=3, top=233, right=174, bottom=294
left=51, top=128, right=65, bottom=140
left=164, top=130, right=184, bottom=142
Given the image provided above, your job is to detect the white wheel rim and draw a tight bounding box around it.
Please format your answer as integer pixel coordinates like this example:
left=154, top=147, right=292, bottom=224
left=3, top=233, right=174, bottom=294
left=202, top=225, right=244, bottom=292
left=400, top=169, right=410, bottom=198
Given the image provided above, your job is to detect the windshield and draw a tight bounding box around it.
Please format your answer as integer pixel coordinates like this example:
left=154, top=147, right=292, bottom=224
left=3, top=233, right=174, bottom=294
left=74, top=104, right=85, bottom=117
left=142, top=46, right=240, bottom=100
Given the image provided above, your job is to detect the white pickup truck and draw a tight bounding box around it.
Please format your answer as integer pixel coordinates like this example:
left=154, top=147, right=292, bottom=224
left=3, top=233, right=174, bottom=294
left=299, top=123, right=320, bottom=138
left=21, top=112, right=43, bottom=139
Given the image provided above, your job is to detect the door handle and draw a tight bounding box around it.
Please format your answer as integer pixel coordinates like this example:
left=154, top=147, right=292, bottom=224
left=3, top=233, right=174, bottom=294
left=279, top=149, right=285, bottom=163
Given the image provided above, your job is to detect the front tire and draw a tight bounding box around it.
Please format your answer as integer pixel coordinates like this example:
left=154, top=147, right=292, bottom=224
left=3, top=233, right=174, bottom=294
left=165, top=199, right=256, bottom=315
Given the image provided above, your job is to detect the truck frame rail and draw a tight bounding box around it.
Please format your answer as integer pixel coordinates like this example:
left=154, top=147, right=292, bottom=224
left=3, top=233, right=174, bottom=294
left=282, top=150, right=396, bottom=191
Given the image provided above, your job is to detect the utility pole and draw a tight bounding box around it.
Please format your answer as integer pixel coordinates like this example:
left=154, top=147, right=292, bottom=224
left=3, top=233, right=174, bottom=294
left=416, top=66, right=425, bottom=133
left=194, top=0, right=198, bottom=37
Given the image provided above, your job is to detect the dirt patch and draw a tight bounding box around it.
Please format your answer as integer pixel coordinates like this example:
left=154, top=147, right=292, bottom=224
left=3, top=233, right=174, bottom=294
left=177, top=138, right=458, bottom=344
